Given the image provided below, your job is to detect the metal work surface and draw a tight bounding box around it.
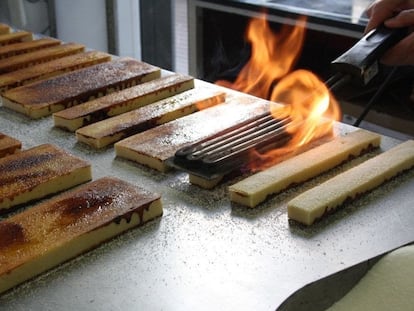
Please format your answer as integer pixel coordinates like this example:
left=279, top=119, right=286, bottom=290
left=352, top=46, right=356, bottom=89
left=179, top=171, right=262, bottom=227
left=0, top=95, right=413, bottom=310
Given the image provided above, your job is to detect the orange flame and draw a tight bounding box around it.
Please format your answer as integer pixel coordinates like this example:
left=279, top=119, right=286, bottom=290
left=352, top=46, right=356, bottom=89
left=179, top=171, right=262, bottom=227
left=216, top=14, right=341, bottom=170
left=216, top=15, right=306, bottom=97
left=270, top=69, right=341, bottom=146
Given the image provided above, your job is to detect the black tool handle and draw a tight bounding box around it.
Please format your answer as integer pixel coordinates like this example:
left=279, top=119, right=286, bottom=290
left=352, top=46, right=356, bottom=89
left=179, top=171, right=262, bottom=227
left=331, top=25, right=407, bottom=85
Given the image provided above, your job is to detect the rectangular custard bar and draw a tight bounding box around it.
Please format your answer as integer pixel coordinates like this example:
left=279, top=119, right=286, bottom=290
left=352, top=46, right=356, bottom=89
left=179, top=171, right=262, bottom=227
left=1, top=57, right=161, bottom=118
left=0, top=132, right=21, bottom=158
left=0, top=38, right=61, bottom=59
left=0, top=24, right=10, bottom=35
left=76, top=87, right=226, bottom=148
left=115, top=96, right=273, bottom=172
left=287, top=140, right=414, bottom=225
left=0, top=42, right=85, bottom=74
left=0, top=176, right=163, bottom=294
left=0, top=31, right=32, bottom=46
left=0, top=50, right=111, bottom=93
left=0, top=144, right=91, bottom=212
left=229, top=129, right=381, bottom=207
left=53, top=73, right=195, bottom=131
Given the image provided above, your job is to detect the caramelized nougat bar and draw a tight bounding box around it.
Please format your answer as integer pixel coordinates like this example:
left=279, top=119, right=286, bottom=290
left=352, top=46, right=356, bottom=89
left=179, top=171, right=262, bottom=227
left=2, top=57, right=161, bottom=118
left=0, top=143, right=92, bottom=212
left=0, top=23, right=11, bottom=35
left=0, top=132, right=21, bottom=158
left=0, top=176, right=162, bottom=294
left=53, top=73, right=195, bottom=131
left=0, top=37, right=61, bottom=59
left=0, top=42, right=84, bottom=74
left=0, top=50, right=111, bottom=93
left=76, top=87, right=226, bottom=148
left=0, top=31, right=32, bottom=46
left=115, top=97, right=272, bottom=172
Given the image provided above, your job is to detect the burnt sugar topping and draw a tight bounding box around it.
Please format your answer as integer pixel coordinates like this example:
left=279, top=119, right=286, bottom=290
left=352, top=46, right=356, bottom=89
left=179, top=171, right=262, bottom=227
left=0, top=132, right=21, bottom=158
left=43, top=177, right=161, bottom=229
left=0, top=42, right=84, bottom=74
left=60, top=192, right=114, bottom=218
left=56, top=190, right=114, bottom=226
left=0, top=171, right=50, bottom=193
left=0, top=177, right=162, bottom=294
left=0, top=222, right=25, bottom=250
left=0, top=37, right=60, bottom=59
left=1, top=57, right=161, bottom=118
left=0, top=143, right=91, bottom=211
left=0, top=50, right=111, bottom=93
left=0, top=144, right=89, bottom=191
left=3, top=57, right=160, bottom=106
left=0, top=151, right=54, bottom=173
left=53, top=73, right=194, bottom=132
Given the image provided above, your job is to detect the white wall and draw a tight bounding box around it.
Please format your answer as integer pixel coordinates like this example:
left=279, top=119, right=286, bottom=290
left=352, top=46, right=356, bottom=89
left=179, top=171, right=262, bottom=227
left=0, top=0, right=49, bottom=34
left=173, top=0, right=189, bottom=74
left=55, top=0, right=108, bottom=52
left=114, top=0, right=141, bottom=59
left=1, top=0, right=143, bottom=58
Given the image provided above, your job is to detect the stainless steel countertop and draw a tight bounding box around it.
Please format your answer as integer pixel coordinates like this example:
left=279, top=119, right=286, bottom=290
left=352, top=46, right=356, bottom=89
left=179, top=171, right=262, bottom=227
left=0, top=90, right=413, bottom=310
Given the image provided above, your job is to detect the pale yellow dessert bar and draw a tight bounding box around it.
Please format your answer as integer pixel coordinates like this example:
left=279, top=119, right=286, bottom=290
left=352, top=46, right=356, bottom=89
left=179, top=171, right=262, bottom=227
left=53, top=73, right=195, bottom=131
left=0, top=42, right=84, bottom=74
left=0, top=31, right=32, bottom=46
left=0, top=132, right=21, bottom=157
left=115, top=97, right=272, bottom=172
left=1, top=57, right=160, bottom=118
left=76, top=87, right=226, bottom=148
left=0, top=50, right=111, bottom=93
left=229, top=129, right=381, bottom=207
left=287, top=140, right=414, bottom=225
left=0, top=37, right=60, bottom=59
left=0, top=23, right=11, bottom=35
left=0, top=143, right=92, bottom=211
left=0, top=176, right=163, bottom=294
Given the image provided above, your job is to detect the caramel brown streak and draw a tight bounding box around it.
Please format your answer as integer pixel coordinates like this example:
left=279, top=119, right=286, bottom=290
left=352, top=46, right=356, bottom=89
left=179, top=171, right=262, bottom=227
left=0, top=222, right=25, bottom=250
left=56, top=191, right=114, bottom=226
left=0, top=24, right=10, bottom=35
left=0, top=177, right=162, bottom=292
left=0, top=50, right=111, bottom=93
left=0, top=42, right=84, bottom=74
left=0, top=144, right=91, bottom=211
left=114, top=96, right=272, bottom=172
left=0, top=38, right=60, bottom=59
left=51, top=178, right=158, bottom=228
left=0, top=31, right=32, bottom=46
left=0, top=132, right=21, bottom=158
left=2, top=57, right=160, bottom=118
left=54, top=73, right=195, bottom=132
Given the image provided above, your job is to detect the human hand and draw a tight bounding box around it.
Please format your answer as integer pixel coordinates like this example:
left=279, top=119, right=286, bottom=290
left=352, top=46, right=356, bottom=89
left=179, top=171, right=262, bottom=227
left=365, top=0, right=414, bottom=65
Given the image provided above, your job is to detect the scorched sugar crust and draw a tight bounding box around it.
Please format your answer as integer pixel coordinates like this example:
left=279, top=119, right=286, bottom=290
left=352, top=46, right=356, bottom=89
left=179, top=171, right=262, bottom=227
left=0, top=177, right=163, bottom=294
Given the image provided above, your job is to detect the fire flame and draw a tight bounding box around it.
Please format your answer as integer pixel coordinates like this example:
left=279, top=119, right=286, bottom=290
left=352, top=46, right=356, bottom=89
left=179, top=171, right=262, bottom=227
left=216, top=15, right=305, bottom=98
left=216, top=14, right=341, bottom=170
